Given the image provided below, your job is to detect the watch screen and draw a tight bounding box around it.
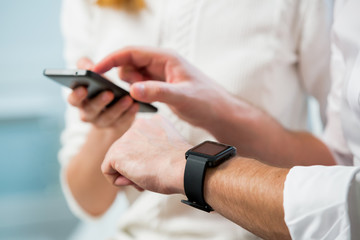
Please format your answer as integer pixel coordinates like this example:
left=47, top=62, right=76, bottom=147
left=191, top=141, right=230, bottom=156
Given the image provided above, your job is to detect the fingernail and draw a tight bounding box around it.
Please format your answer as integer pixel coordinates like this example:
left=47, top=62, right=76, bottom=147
left=135, top=83, right=145, bottom=97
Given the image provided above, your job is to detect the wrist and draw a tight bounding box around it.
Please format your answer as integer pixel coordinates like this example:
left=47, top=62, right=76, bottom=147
left=91, top=126, right=116, bottom=137
left=165, top=142, right=190, bottom=195
left=206, top=94, right=263, bottom=155
left=91, top=125, right=125, bottom=142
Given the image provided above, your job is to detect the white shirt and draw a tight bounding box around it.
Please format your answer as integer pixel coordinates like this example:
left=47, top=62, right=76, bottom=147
left=284, top=0, right=360, bottom=238
left=59, top=0, right=331, bottom=239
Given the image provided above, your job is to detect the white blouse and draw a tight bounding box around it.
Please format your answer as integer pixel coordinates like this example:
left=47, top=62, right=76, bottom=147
left=59, top=0, right=331, bottom=239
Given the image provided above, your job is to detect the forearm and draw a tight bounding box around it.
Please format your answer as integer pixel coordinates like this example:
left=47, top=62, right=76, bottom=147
left=66, top=127, right=120, bottom=216
left=206, top=95, right=335, bottom=167
left=100, top=115, right=291, bottom=238
left=204, top=157, right=291, bottom=240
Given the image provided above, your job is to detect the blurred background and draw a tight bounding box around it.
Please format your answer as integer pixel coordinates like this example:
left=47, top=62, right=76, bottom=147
left=0, top=1, right=333, bottom=240
left=0, top=1, right=78, bottom=239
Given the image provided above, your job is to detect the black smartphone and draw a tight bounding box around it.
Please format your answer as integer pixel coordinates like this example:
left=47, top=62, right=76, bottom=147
left=43, top=69, right=157, bottom=112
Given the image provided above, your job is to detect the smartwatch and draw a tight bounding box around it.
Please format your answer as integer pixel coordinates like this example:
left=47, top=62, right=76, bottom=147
left=181, top=141, right=236, bottom=212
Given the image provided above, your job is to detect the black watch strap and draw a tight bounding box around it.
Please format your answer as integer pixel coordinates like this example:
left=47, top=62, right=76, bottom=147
left=181, top=155, right=214, bottom=212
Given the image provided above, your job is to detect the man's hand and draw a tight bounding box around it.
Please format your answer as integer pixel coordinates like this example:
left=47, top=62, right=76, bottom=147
left=101, top=115, right=191, bottom=195
left=93, top=47, right=235, bottom=130
left=93, top=47, right=335, bottom=168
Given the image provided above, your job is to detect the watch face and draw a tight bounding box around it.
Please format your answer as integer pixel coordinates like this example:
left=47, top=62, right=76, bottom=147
left=190, top=141, right=231, bottom=156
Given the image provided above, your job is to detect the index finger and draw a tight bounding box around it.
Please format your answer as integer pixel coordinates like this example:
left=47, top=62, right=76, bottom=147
left=92, top=46, right=175, bottom=78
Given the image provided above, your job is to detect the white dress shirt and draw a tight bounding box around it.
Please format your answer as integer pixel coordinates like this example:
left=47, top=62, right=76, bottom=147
left=284, top=0, right=360, bottom=239
left=59, top=0, right=331, bottom=239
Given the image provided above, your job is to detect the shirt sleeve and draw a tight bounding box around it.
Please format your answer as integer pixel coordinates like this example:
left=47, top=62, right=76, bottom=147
left=283, top=165, right=360, bottom=239
left=58, top=0, right=98, bottom=221
left=296, top=0, right=332, bottom=123
left=322, top=42, right=353, bottom=165
left=322, top=1, right=353, bottom=165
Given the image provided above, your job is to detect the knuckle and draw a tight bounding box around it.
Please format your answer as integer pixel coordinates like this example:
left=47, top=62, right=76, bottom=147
left=83, top=103, right=98, bottom=116
left=94, top=118, right=108, bottom=128
left=80, top=114, right=89, bottom=122
left=97, top=112, right=117, bottom=127
left=100, top=163, right=107, bottom=174
left=152, top=85, right=168, bottom=99
left=67, top=94, right=78, bottom=106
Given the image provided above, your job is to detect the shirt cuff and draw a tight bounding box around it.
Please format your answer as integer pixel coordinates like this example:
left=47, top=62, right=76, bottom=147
left=283, top=165, right=360, bottom=239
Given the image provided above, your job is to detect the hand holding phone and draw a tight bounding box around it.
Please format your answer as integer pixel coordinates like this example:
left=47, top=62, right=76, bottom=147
left=43, top=69, right=157, bottom=112
left=44, top=68, right=157, bottom=129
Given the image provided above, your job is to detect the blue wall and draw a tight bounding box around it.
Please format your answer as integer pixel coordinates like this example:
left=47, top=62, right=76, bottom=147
left=0, top=1, right=78, bottom=239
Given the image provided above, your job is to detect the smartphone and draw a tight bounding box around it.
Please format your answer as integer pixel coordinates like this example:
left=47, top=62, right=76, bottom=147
left=43, top=69, right=157, bottom=112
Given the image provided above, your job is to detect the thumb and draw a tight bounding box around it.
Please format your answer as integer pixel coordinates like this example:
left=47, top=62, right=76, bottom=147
left=130, top=81, right=182, bottom=105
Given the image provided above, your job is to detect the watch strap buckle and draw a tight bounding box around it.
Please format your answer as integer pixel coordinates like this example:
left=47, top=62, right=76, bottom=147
left=181, top=199, right=214, bottom=212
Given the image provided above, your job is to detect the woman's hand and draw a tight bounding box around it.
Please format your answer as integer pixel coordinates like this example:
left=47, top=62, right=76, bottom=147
left=64, top=58, right=141, bottom=216
left=67, top=57, right=139, bottom=134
